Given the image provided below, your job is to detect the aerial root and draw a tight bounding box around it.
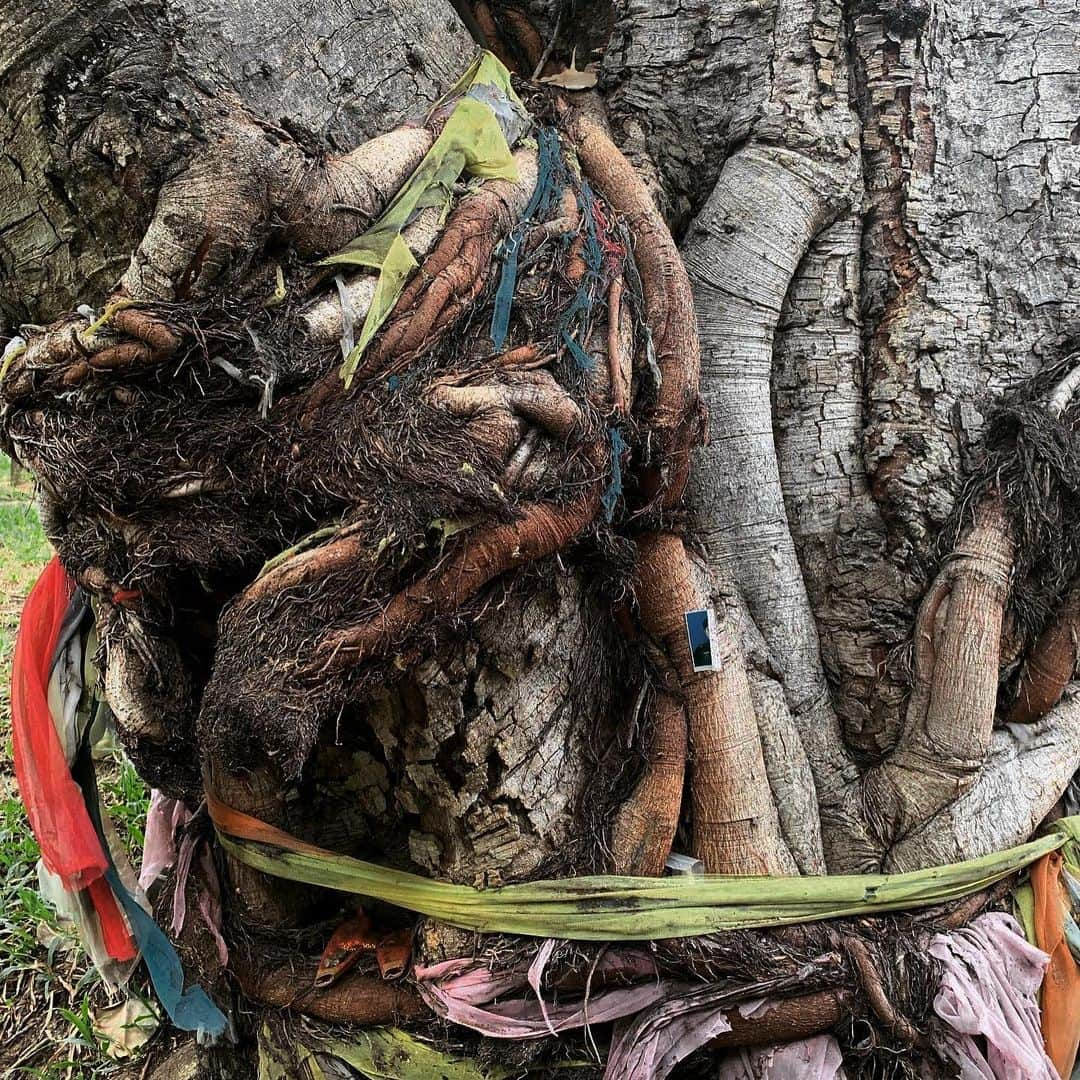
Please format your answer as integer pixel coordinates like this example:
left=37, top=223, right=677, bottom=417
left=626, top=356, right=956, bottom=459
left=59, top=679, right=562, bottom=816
left=865, top=497, right=1015, bottom=843
left=1, top=304, right=182, bottom=399
left=908, top=495, right=1013, bottom=755
left=631, top=532, right=784, bottom=875
left=491, top=344, right=547, bottom=369
left=276, top=126, right=435, bottom=257
left=567, top=112, right=702, bottom=507
left=1007, top=582, right=1080, bottom=723
left=527, top=187, right=579, bottom=252
left=609, top=686, right=687, bottom=876
left=427, top=369, right=583, bottom=443
left=83, top=306, right=181, bottom=372
left=311, top=479, right=603, bottom=675
left=607, top=274, right=632, bottom=416
left=844, top=937, right=924, bottom=1047
left=242, top=528, right=370, bottom=604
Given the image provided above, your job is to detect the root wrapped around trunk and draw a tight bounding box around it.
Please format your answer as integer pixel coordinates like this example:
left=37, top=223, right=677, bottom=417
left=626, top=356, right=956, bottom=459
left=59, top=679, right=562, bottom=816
left=863, top=498, right=1015, bottom=845
left=352, top=148, right=540, bottom=385
left=568, top=111, right=703, bottom=507
left=313, top=485, right=603, bottom=675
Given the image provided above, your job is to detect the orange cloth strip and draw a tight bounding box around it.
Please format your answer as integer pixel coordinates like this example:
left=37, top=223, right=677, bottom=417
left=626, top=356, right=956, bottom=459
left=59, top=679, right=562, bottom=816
left=206, top=791, right=330, bottom=858
left=1031, top=851, right=1080, bottom=1078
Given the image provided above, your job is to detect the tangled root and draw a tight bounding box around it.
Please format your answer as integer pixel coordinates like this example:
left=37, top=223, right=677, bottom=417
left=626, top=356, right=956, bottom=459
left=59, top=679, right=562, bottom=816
left=567, top=111, right=703, bottom=508
left=358, top=149, right=539, bottom=383
left=313, top=484, right=602, bottom=675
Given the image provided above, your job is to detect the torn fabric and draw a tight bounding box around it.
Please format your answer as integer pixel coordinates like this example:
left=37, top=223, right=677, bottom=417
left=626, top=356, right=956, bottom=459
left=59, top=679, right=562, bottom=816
left=928, top=911, right=1057, bottom=1079
left=715, top=1035, right=846, bottom=1079
left=414, top=946, right=670, bottom=1040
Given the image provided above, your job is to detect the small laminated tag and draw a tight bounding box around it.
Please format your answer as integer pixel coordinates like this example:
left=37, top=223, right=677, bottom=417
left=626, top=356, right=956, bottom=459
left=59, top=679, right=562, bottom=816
left=684, top=608, right=721, bottom=672
left=665, top=852, right=704, bottom=876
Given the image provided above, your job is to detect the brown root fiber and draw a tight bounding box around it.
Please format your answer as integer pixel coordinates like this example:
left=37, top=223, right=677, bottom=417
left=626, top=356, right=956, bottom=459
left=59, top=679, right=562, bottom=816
left=846, top=938, right=924, bottom=1048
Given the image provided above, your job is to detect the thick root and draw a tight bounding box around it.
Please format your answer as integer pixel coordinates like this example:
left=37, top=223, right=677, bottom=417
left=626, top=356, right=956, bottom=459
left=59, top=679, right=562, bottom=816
left=243, top=526, right=369, bottom=604
left=275, top=127, right=435, bottom=258
left=233, top=946, right=427, bottom=1024
left=126, top=120, right=433, bottom=301
left=427, top=369, right=583, bottom=444
left=355, top=149, right=539, bottom=383
left=205, top=759, right=316, bottom=928
left=705, top=990, right=846, bottom=1052
left=314, top=484, right=602, bottom=673
left=610, top=688, right=687, bottom=876
left=864, top=498, right=1015, bottom=845
left=1, top=303, right=183, bottom=397
left=302, top=205, right=445, bottom=346
left=1007, top=583, right=1080, bottom=724
left=632, top=532, right=786, bottom=874
left=1, top=319, right=85, bottom=401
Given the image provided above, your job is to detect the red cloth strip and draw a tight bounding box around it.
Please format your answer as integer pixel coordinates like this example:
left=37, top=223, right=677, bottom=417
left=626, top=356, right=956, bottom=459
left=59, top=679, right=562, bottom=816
left=12, top=557, right=134, bottom=959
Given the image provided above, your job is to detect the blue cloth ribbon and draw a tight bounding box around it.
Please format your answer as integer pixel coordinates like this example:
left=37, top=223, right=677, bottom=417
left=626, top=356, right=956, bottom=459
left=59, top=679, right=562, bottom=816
left=558, top=179, right=605, bottom=371
left=601, top=428, right=628, bottom=522
left=103, top=864, right=228, bottom=1040
left=490, top=127, right=565, bottom=351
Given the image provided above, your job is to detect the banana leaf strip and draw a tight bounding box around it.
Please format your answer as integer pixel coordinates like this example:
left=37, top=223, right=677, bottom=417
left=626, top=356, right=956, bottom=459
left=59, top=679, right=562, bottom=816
left=209, top=793, right=1080, bottom=941
left=321, top=51, right=526, bottom=385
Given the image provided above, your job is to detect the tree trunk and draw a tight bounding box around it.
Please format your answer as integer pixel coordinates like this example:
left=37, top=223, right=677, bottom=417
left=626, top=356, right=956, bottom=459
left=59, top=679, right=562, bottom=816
left=3, top=0, right=1080, bottom=1074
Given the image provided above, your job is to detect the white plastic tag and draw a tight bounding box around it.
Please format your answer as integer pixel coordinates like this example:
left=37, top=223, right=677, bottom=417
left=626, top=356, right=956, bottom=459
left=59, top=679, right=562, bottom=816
left=665, top=852, right=704, bottom=876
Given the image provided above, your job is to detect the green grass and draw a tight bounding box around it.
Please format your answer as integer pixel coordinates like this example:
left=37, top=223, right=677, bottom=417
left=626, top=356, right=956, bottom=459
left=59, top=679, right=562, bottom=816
left=0, top=460, right=151, bottom=1077
left=0, top=468, right=52, bottom=663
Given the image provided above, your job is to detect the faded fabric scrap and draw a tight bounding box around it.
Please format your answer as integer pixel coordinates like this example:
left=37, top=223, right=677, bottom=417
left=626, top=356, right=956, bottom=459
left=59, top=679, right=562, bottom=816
left=716, top=1034, right=846, bottom=1079
left=416, top=949, right=841, bottom=1080
left=140, top=790, right=191, bottom=890
left=605, top=989, right=734, bottom=1080
left=929, top=911, right=1057, bottom=1079
left=140, top=790, right=228, bottom=965
left=414, top=944, right=671, bottom=1040
left=603, top=986, right=841, bottom=1080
